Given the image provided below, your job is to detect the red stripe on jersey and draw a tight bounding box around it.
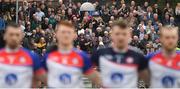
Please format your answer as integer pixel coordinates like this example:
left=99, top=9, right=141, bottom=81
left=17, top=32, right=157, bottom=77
left=151, top=52, right=180, bottom=70
left=0, top=49, right=33, bottom=65
left=48, top=51, right=83, bottom=67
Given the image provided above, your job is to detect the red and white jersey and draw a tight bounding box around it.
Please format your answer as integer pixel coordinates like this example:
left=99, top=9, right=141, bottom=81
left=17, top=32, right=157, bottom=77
left=45, top=49, right=93, bottom=88
left=0, top=48, right=44, bottom=88
left=147, top=51, right=180, bottom=88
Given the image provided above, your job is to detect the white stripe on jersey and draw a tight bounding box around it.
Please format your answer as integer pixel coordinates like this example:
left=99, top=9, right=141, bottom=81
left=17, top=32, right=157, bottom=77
left=47, top=60, right=84, bottom=88
left=149, top=61, right=180, bottom=88
left=0, top=63, right=33, bottom=88
left=99, top=56, right=138, bottom=88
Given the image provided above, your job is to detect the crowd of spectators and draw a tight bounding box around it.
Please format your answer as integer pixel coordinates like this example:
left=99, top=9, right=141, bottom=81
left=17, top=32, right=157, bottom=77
left=0, top=0, right=180, bottom=56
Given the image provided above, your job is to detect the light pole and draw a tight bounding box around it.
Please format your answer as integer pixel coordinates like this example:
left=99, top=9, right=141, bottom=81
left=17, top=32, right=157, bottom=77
left=16, top=0, right=19, bottom=24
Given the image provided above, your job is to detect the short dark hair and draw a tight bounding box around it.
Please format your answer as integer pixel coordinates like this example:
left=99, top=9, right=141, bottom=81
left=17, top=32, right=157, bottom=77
left=5, top=22, right=20, bottom=30
left=112, top=19, right=130, bottom=29
left=56, top=20, right=75, bottom=30
left=5, top=22, right=21, bottom=33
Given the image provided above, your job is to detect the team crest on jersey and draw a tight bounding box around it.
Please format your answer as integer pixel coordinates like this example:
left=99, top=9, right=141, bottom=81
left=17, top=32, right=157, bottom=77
left=161, top=76, right=175, bottom=88
left=5, top=73, right=18, bottom=85
left=59, top=73, right=71, bottom=84
left=19, top=57, right=26, bottom=63
left=72, top=58, right=78, bottom=64
left=126, top=57, right=134, bottom=63
left=155, top=58, right=162, bottom=63
left=111, top=73, right=123, bottom=84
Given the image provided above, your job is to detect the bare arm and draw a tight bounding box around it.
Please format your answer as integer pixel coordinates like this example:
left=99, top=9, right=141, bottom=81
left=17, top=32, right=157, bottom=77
left=35, top=73, right=47, bottom=84
left=84, top=69, right=102, bottom=87
left=33, top=70, right=47, bottom=88
left=138, top=69, right=150, bottom=87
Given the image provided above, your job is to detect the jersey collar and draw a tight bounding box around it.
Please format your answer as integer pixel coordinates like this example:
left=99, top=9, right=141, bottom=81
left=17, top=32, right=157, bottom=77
left=58, top=48, right=73, bottom=54
left=5, top=47, right=21, bottom=53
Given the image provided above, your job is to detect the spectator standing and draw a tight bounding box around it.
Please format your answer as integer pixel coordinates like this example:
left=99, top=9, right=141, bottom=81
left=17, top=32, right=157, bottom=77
left=130, top=35, right=140, bottom=48
left=0, top=16, right=5, bottom=30
left=35, top=8, right=45, bottom=21
left=103, top=31, right=111, bottom=47
left=97, top=36, right=105, bottom=50
left=175, top=3, right=180, bottom=27
left=0, top=14, right=5, bottom=48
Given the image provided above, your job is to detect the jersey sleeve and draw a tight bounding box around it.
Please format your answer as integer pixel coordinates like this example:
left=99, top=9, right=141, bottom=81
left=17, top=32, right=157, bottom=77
left=79, top=51, right=94, bottom=74
left=46, top=45, right=58, bottom=53
left=145, top=52, right=155, bottom=60
left=138, top=53, right=148, bottom=71
left=145, top=50, right=161, bottom=60
left=90, top=50, right=100, bottom=67
left=42, top=53, right=49, bottom=70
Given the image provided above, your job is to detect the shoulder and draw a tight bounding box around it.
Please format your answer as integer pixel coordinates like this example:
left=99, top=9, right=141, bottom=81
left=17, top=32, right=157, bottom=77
left=146, top=50, right=161, bottom=60
left=128, top=49, right=144, bottom=57
left=73, top=49, right=89, bottom=58
left=0, top=48, right=5, bottom=55
left=22, top=48, right=35, bottom=54
left=176, top=50, right=180, bottom=54
left=95, top=47, right=113, bottom=54
left=0, top=48, right=5, bottom=53
left=21, top=48, right=40, bottom=58
left=46, top=45, right=58, bottom=53
left=98, top=47, right=112, bottom=51
left=128, top=46, right=144, bottom=55
left=44, top=50, right=59, bottom=59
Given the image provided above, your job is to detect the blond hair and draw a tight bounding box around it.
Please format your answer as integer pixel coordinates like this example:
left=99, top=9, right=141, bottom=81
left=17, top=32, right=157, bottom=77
left=160, top=25, right=179, bottom=37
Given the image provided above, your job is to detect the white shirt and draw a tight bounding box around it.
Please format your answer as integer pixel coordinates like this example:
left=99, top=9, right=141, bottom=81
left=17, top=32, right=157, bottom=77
left=35, top=11, right=45, bottom=21
left=139, top=32, right=144, bottom=41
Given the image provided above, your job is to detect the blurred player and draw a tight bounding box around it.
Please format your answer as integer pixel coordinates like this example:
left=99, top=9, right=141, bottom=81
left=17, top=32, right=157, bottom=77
left=44, top=21, right=101, bottom=88
left=91, top=20, right=149, bottom=88
left=146, top=26, right=180, bottom=88
left=0, top=22, right=46, bottom=88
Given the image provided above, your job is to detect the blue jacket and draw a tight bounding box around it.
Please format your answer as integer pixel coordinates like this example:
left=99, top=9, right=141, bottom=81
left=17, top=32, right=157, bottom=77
left=0, top=17, right=5, bottom=30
